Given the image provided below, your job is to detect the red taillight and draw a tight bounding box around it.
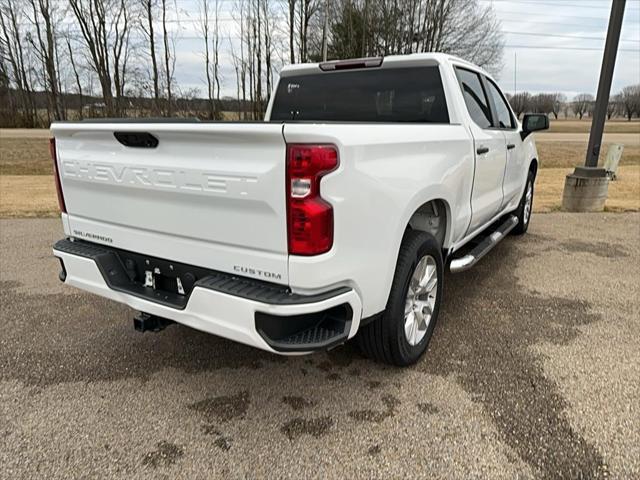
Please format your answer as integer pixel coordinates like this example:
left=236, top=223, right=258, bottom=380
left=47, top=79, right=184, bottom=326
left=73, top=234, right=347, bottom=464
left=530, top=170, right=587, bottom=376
left=50, top=138, right=66, bottom=213
left=286, top=144, right=338, bottom=255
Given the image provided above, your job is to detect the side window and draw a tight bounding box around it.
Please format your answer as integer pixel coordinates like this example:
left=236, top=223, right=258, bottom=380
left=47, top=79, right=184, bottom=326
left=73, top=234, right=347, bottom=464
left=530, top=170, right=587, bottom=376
left=454, top=67, right=492, bottom=129
left=487, top=80, right=515, bottom=129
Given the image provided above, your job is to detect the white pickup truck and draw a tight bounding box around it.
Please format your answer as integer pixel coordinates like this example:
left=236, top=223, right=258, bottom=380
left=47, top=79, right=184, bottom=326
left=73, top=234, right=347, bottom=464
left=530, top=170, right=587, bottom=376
left=51, top=53, right=548, bottom=366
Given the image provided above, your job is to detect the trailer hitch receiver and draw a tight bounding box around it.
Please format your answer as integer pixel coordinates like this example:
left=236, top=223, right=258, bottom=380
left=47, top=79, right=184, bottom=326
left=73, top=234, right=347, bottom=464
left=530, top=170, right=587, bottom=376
left=133, top=312, right=174, bottom=333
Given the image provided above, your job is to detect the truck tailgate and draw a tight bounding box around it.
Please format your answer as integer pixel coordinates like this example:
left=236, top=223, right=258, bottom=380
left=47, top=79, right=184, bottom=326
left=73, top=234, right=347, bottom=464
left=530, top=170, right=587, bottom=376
left=51, top=122, right=289, bottom=284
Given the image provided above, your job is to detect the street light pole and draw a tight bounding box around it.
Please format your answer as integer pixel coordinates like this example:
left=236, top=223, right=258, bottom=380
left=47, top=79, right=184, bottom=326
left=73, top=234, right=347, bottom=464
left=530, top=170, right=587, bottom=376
left=585, top=0, right=626, bottom=167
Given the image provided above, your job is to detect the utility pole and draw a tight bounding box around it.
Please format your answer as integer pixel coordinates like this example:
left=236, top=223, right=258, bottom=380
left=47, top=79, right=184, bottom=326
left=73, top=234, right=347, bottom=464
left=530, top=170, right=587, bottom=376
left=562, top=0, right=626, bottom=212
left=585, top=0, right=626, bottom=167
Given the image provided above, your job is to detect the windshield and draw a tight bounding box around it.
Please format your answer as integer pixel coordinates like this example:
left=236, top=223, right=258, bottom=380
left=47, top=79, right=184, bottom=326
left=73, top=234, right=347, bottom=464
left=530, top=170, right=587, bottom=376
left=270, top=66, right=449, bottom=123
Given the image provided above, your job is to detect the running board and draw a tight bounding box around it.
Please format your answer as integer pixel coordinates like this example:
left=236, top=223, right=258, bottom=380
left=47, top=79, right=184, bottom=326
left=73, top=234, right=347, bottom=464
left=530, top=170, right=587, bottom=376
left=450, top=215, right=519, bottom=273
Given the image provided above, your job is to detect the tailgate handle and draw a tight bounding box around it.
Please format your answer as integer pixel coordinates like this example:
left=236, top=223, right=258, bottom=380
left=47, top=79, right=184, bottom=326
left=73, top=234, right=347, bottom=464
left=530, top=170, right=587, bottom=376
left=114, top=132, right=159, bottom=148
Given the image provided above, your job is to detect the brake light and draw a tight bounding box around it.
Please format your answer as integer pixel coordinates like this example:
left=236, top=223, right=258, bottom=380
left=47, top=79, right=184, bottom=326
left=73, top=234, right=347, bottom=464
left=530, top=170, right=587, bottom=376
left=319, top=56, right=383, bottom=71
left=286, top=144, right=338, bottom=255
left=50, top=138, right=66, bottom=213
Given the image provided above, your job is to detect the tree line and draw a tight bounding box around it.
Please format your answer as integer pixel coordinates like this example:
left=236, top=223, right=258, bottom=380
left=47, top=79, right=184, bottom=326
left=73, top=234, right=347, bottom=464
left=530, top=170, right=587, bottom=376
left=1, top=0, right=505, bottom=126
left=1, top=0, right=638, bottom=128
left=506, top=86, right=640, bottom=121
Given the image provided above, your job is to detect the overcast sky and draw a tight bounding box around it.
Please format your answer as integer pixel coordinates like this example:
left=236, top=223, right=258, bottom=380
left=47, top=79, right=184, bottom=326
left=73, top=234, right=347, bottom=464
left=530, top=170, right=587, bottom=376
left=165, top=0, right=640, bottom=99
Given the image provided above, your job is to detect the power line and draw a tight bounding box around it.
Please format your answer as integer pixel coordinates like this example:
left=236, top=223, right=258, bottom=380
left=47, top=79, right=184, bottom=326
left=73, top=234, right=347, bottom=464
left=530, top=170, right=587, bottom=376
left=501, top=30, right=638, bottom=43
left=499, top=44, right=639, bottom=52
left=499, top=17, right=637, bottom=30
left=481, top=0, right=640, bottom=11
left=491, top=9, right=615, bottom=22
left=32, top=15, right=640, bottom=30
left=56, top=29, right=640, bottom=52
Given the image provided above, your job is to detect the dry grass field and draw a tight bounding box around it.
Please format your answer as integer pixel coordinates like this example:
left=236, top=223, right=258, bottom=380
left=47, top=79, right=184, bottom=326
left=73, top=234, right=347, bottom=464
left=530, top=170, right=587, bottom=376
left=548, top=119, right=640, bottom=134
left=536, top=142, right=640, bottom=169
left=0, top=137, right=53, bottom=175
left=0, top=175, right=59, bottom=218
left=1, top=119, right=639, bottom=217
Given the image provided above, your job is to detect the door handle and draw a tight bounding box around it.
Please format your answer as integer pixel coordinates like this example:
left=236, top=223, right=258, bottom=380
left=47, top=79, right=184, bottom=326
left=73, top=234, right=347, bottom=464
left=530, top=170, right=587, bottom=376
left=507, top=144, right=516, bottom=150
left=114, top=132, right=159, bottom=148
left=476, top=147, right=489, bottom=155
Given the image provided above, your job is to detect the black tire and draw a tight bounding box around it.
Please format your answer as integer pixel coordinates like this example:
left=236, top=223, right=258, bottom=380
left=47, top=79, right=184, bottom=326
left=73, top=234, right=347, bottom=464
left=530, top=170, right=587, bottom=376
left=357, top=230, right=443, bottom=366
left=512, top=170, right=535, bottom=235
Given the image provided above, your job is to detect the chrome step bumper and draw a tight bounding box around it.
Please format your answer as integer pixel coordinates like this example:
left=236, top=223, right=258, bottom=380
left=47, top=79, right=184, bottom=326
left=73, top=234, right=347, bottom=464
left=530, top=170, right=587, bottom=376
left=450, top=215, right=519, bottom=273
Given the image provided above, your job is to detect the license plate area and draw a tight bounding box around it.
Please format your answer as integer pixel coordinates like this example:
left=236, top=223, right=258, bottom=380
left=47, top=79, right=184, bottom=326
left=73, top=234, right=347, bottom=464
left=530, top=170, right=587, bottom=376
left=103, top=249, right=214, bottom=309
left=147, top=270, right=182, bottom=295
left=125, top=255, right=199, bottom=298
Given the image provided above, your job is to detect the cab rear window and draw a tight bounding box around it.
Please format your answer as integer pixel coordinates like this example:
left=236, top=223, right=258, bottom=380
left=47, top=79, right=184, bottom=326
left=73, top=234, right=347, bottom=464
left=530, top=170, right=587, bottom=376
left=270, top=66, right=449, bottom=123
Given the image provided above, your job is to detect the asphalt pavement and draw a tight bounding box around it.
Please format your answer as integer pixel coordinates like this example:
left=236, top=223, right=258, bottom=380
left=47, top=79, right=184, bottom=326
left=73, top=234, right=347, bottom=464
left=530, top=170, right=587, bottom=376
left=1, top=213, right=638, bottom=479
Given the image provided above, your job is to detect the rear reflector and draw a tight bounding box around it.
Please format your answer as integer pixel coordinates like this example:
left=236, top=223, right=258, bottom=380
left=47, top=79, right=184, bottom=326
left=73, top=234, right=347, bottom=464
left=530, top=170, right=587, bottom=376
left=50, top=138, right=66, bottom=213
left=286, top=144, right=338, bottom=255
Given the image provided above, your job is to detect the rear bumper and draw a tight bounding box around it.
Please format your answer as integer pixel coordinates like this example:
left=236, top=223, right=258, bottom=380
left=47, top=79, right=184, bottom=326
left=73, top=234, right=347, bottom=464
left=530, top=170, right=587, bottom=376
left=53, top=239, right=362, bottom=354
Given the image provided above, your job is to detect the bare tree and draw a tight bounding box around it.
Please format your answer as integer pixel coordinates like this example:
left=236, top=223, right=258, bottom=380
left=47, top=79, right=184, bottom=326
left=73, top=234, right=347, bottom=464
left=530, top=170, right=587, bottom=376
left=26, top=0, right=64, bottom=120
left=509, top=91, right=531, bottom=119
left=619, top=84, right=640, bottom=121
left=199, top=0, right=222, bottom=119
left=229, top=0, right=251, bottom=120
left=432, top=0, right=504, bottom=71
left=69, top=0, right=115, bottom=116
left=212, top=0, right=221, bottom=104
left=161, top=0, right=175, bottom=115
left=607, top=93, right=620, bottom=120
left=241, top=0, right=263, bottom=118
left=531, top=93, right=554, bottom=116
left=0, top=39, right=14, bottom=125
left=65, top=35, right=84, bottom=119
left=573, top=93, right=593, bottom=120
left=199, top=0, right=214, bottom=119
left=0, top=0, right=38, bottom=126
left=232, top=0, right=250, bottom=119
left=551, top=93, right=566, bottom=120
left=327, top=0, right=503, bottom=72
left=298, top=0, right=319, bottom=62
left=140, top=0, right=160, bottom=114
left=287, top=0, right=296, bottom=63
left=262, top=0, right=274, bottom=100
left=111, top=0, right=131, bottom=115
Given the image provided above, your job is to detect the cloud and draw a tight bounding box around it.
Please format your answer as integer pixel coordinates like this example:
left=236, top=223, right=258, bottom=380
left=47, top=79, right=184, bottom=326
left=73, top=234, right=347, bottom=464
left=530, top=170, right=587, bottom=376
left=166, top=0, right=640, bottom=98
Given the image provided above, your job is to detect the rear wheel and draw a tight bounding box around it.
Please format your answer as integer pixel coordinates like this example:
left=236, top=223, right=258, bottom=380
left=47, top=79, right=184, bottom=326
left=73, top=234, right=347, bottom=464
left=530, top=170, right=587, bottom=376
left=512, top=170, right=535, bottom=235
left=357, top=230, right=443, bottom=366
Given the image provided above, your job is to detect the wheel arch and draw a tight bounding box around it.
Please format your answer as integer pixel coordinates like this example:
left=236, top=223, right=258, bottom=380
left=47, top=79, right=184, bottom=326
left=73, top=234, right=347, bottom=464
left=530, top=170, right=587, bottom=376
left=529, top=157, right=538, bottom=179
left=405, top=198, right=451, bottom=249
left=378, top=196, right=451, bottom=311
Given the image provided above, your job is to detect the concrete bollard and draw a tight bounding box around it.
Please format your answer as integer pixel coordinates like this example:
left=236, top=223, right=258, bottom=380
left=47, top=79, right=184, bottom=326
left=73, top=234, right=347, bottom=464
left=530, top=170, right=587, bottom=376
left=561, top=166, right=609, bottom=212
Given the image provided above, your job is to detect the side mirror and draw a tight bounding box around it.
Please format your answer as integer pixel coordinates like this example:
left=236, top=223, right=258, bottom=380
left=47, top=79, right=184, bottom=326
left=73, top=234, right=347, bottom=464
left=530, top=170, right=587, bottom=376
left=521, top=113, right=549, bottom=139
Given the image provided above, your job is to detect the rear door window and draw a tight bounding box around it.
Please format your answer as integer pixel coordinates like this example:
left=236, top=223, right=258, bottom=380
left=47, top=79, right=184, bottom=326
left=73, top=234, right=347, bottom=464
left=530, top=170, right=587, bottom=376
left=454, top=67, right=492, bottom=129
left=486, top=79, right=515, bottom=129
left=270, top=66, right=449, bottom=123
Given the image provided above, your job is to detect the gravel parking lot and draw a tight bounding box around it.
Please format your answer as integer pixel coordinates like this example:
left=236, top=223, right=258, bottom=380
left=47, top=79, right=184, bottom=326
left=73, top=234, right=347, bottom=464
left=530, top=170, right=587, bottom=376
left=1, top=213, right=638, bottom=479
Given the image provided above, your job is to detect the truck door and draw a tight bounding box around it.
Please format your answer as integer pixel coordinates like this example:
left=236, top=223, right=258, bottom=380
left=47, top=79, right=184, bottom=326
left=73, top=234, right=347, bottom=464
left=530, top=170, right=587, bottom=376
left=454, top=67, right=507, bottom=233
left=485, top=78, right=525, bottom=209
